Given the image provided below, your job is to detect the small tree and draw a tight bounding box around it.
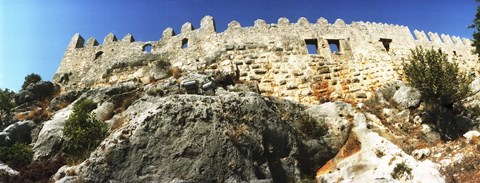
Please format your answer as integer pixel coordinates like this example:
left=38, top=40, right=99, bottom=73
left=403, top=47, right=469, bottom=108
left=470, top=0, right=480, bottom=55
left=403, top=47, right=470, bottom=140
left=0, top=89, right=15, bottom=116
left=63, top=98, right=107, bottom=161
left=22, top=73, right=42, bottom=90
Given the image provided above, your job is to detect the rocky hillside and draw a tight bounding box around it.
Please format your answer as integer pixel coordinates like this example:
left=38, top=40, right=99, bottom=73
left=1, top=61, right=480, bottom=182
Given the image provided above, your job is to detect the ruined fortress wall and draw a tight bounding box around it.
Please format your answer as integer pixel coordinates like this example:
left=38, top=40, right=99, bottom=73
left=54, top=16, right=477, bottom=104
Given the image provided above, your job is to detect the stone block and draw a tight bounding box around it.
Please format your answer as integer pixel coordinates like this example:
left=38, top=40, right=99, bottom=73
left=318, top=66, right=330, bottom=74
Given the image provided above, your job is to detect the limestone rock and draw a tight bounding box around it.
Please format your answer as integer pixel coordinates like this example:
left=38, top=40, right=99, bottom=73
left=470, top=77, right=480, bottom=94
left=15, top=81, right=57, bottom=105
left=0, top=163, right=19, bottom=182
left=316, top=114, right=445, bottom=182
left=392, top=86, right=421, bottom=109
left=378, top=80, right=404, bottom=101
left=306, top=102, right=353, bottom=152
left=49, top=90, right=83, bottom=111
left=52, top=93, right=342, bottom=182
left=33, top=105, right=72, bottom=160
left=463, top=130, right=480, bottom=143
left=1, top=120, right=36, bottom=145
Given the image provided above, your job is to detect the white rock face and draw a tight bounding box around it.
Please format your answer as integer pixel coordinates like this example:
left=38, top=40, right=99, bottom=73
left=316, top=114, right=445, bottom=183
left=0, top=163, right=18, bottom=176
left=33, top=105, right=73, bottom=160
left=306, top=102, right=354, bottom=152
left=463, top=130, right=480, bottom=143
left=470, top=78, right=480, bottom=94
left=392, top=86, right=421, bottom=109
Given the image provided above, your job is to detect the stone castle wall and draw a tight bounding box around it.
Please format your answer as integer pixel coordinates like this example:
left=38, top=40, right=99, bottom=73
left=53, top=16, right=477, bottom=104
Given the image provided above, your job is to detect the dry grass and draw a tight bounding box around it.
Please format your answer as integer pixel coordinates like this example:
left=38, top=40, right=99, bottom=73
left=15, top=98, right=53, bottom=123
left=171, top=67, right=182, bottom=79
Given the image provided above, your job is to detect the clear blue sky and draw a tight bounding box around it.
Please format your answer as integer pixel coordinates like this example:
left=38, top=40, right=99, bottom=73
left=0, top=0, right=477, bottom=91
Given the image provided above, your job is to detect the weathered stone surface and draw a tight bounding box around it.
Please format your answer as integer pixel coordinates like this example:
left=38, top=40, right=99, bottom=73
left=52, top=92, right=342, bottom=182
left=316, top=114, right=444, bottom=182
left=392, top=86, right=421, bottom=109
left=306, top=102, right=353, bottom=152
left=49, top=90, right=83, bottom=111
left=33, top=16, right=479, bottom=183
left=0, top=163, right=19, bottom=182
left=33, top=105, right=72, bottom=160
left=470, top=77, right=480, bottom=94
left=1, top=120, right=36, bottom=145
left=15, top=81, right=57, bottom=105
left=54, top=17, right=477, bottom=105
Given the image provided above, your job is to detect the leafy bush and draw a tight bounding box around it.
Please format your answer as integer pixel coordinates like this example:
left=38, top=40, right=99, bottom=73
left=21, top=73, right=42, bottom=90
left=0, top=89, right=15, bottom=116
left=0, top=143, right=33, bottom=168
left=470, top=0, right=480, bottom=55
left=403, top=47, right=469, bottom=107
left=63, top=98, right=107, bottom=161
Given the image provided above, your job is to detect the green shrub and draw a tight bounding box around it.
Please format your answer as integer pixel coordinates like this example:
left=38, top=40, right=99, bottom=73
left=0, top=89, right=15, bottom=116
left=403, top=47, right=469, bottom=107
left=391, top=162, right=412, bottom=179
left=0, top=143, right=33, bottom=168
left=63, top=98, right=107, bottom=161
left=21, top=73, right=42, bottom=90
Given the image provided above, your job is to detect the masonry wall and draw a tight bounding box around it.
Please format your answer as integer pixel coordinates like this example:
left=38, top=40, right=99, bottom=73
left=54, top=16, right=477, bottom=104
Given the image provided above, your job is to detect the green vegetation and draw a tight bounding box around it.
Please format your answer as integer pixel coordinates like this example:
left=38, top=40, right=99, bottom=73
left=391, top=162, right=412, bottom=179
left=63, top=98, right=107, bottom=162
left=0, top=89, right=15, bottom=117
left=0, top=143, right=33, bottom=168
left=470, top=0, right=480, bottom=55
left=403, top=47, right=471, bottom=140
left=21, top=73, right=42, bottom=90
left=403, top=47, right=469, bottom=108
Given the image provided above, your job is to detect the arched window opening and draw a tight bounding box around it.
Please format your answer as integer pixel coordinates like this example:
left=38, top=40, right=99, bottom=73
left=182, top=38, right=188, bottom=49
left=143, top=44, right=153, bottom=53
left=94, top=51, right=103, bottom=60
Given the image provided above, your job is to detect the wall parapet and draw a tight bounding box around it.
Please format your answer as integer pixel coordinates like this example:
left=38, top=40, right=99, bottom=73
left=56, top=15, right=478, bottom=104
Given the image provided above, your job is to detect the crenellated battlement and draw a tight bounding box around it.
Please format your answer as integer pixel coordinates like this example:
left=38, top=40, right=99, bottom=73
left=54, top=16, right=478, bottom=104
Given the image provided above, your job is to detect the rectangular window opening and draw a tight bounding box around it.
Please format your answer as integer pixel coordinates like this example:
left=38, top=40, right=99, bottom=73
left=305, top=39, right=318, bottom=54
left=327, top=39, right=340, bottom=53
left=379, top=38, right=392, bottom=52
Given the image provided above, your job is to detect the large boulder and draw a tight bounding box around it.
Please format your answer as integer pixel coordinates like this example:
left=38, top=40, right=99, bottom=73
left=15, top=81, right=58, bottom=105
left=305, top=102, right=354, bottom=152
left=377, top=80, right=405, bottom=101
left=52, top=93, right=343, bottom=182
left=32, top=105, right=72, bottom=160
left=392, top=86, right=421, bottom=109
left=1, top=120, right=36, bottom=145
left=49, top=90, right=83, bottom=111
